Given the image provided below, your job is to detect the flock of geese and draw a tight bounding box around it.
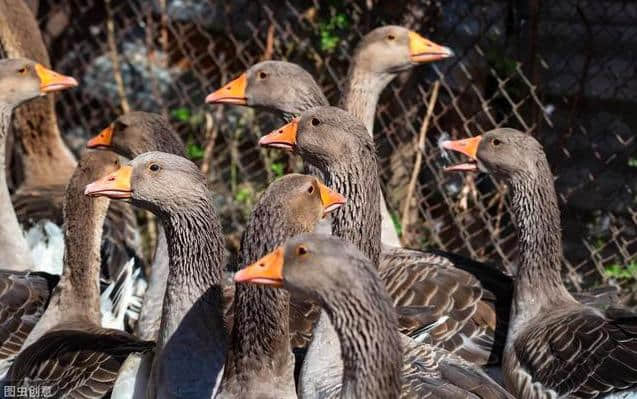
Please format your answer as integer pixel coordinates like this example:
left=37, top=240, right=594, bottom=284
left=0, top=16, right=636, bottom=399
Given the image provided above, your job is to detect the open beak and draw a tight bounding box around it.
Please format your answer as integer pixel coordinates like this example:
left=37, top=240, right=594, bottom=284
left=205, top=73, right=248, bottom=105
left=318, top=183, right=346, bottom=217
left=408, top=31, right=454, bottom=63
left=84, top=165, right=133, bottom=199
left=235, top=247, right=284, bottom=287
left=87, top=124, right=114, bottom=149
left=35, top=64, right=78, bottom=94
left=259, top=118, right=298, bottom=150
left=441, top=136, right=482, bottom=172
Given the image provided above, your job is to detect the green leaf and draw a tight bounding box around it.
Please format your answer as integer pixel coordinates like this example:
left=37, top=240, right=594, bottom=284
left=270, top=162, right=285, bottom=178
left=171, top=107, right=191, bottom=123
left=186, top=142, right=204, bottom=160
left=391, top=211, right=402, bottom=237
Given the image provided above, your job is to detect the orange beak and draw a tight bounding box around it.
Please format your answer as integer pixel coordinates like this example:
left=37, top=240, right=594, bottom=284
left=259, top=118, right=299, bottom=150
left=205, top=73, right=248, bottom=105
left=35, top=63, right=79, bottom=94
left=318, top=183, right=346, bottom=216
left=84, top=165, right=133, bottom=199
left=235, top=247, right=284, bottom=287
left=441, top=136, right=482, bottom=172
left=87, top=124, right=114, bottom=149
left=408, top=31, right=454, bottom=63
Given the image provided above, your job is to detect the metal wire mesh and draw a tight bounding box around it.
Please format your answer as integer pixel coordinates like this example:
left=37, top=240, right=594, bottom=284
left=18, top=0, right=637, bottom=297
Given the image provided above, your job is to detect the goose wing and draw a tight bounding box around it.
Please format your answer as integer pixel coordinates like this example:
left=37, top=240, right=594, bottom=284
left=6, top=324, right=154, bottom=398
left=515, top=305, right=637, bottom=397
left=0, top=271, right=58, bottom=372
left=380, top=248, right=511, bottom=365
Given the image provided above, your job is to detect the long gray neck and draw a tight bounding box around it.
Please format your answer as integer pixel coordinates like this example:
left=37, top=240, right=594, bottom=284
left=340, top=67, right=394, bottom=136
left=323, top=156, right=381, bottom=268
left=320, top=266, right=402, bottom=399
left=508, top=162, right=574, bottom=324
left=225, top=205, right=301, bottom=387
left=0, top=103, right=34, bottom=271
left=157, top=196, right=225, bottom=348
left=57, top=196, right=107, bottom=324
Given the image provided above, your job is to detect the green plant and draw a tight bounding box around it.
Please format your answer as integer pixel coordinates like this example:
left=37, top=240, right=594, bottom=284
left=604, top=261, right=637, bottom=281
left=318, top=11, right=348, bottom=52
left=628, top=157, right=637, bottom=168
left=390, top=211, right=402, bottom=237
left=270, top=161, right=285, bottom=178
left=171, top=107, right=191, bottom=123
left=186, top=140, right=204, bottom=161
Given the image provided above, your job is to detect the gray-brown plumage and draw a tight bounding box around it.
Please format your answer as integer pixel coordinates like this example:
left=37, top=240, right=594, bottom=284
left=237, top=234, right=512, bottom=399
left=87, top=111, right=185, bottom=341
left=0, top=270, right=58, bottom=374
left=260, top=107, right=509, bottom=391
left=86, top=151, right=227, bottom=398
left=443, top=128, right=637, bottom=398
left=214, top=56, right=510, bottom=366
left=5, top=151, right=153, bottom=399
left=0, top=2, right=143, bottom=281
left=219, top=174, right=342, bottom=398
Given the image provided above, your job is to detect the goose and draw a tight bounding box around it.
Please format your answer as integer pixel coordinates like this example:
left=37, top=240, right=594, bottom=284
left=236, top=233, right=513, bottom=399
left=259, top=106, right=510, bottom=396
left=205, top=41, right=512, bottom=365
left=218, top=174, right=345, bottom=398
left=86, top=111, right=333, bottom=398
left=442, top=128, right=637, bottom=398
left=207, top=25, right=453, bottom=247
left=0, top=58, right=75, bottom=371
left=85, top=151, right=227, bottom=398
left=4, top=150, right=154, bottom=398
left=0, top=0, right=145, bottom=283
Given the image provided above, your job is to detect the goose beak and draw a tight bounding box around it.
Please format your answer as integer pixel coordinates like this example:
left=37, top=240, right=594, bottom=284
left=205, top=73, right=248, bottom=105
left=441, top=136, right=482, bottom=172
left=408, top=31, right=454, bottom=63
left=318, top=183, right=346, bottom=217
left=87, top=124, right=114, bottom=149
left=235, top=247, right=284, bottom=287
left=84, top=165, right=133, bottom=199
left=35, top=64, right=78, bottom=94
left=259, top=118, right=298, bottom=150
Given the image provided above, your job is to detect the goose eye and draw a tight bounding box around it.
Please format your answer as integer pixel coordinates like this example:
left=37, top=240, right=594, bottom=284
left=307, top=185, right=314, bottom=194
left=149, top=163, right=160, bottom=172
left=258, top=71, right=267, bottom=79
left=17, top=67, right=27, bottom=75
left=492, top=138, right=502, bottom=147
left=311, top=118, right=320, bottom=126
left=387, top=34, right=396, bottom=41
left=296, top=245, right=308, bottom=256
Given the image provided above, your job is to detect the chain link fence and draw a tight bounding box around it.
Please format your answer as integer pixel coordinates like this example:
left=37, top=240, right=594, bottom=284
left=8, top=0, right=635, bottom=299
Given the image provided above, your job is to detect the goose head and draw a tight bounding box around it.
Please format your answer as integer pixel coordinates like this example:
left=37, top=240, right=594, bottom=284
left=352, top=26, right=453, bottom=74
left=87, top=111, right=184, bottom=159
left=236, top=233, right=368, bottom=300
left=205, top=61, right=327, bottom=117
left=259, top=106, right=371, bottom=167
left=84, top=151, right=208, bottom=215
left=0, top=58, right=77, bottom=108
left=442, top=128, right=547, bottom=180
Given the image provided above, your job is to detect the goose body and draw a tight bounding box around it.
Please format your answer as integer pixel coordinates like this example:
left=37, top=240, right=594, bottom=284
left=218, top=174, right=345, bottom=398
left=86, top=151, right=227, bottom=398
left=209, top=51, right=509, bottom=366
left=443, top=129, right=637, bottom=398
left=236, top=234, right=512, bottom=398
left=5, top=151, right=153, bottom=398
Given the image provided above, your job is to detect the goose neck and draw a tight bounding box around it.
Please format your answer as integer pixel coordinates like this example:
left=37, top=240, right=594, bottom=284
left=324, top=161, right=381, bottom=268
left=508, top=165, right=574, bottom=321
left=58, top=195, right=108, bottom=323
left=0, top=104, right=34, bottom=271
left=341, top=67, right=393, bottom=136
left=322, top=272, right=402, bottom=399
